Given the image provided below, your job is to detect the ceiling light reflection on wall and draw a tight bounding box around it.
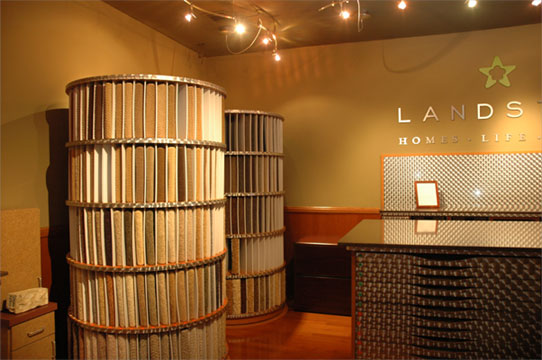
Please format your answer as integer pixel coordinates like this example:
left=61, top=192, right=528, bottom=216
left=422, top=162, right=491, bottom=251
left=467, top=0, right=477, bottom=8
left=398, top=1, right=407, bottom=10
left=532, top=0, right=541, bottom=6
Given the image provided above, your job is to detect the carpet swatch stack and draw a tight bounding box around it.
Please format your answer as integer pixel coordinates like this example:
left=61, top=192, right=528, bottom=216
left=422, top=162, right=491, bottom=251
left=66, top=74, right=227, bottom=359
left=224, top=110, right=286, bottom=320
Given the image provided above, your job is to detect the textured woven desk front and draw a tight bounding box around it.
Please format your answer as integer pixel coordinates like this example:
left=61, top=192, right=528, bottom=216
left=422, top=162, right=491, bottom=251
left=353, top=248, right=541, bottom=359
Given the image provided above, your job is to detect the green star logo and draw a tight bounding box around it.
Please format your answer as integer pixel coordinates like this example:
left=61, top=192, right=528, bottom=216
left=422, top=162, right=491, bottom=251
left=479, top=56, right=516, bottom=89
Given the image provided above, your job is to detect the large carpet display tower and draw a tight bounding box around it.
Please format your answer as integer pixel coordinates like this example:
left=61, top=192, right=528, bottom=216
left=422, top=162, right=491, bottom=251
left=66, top=75, right=227, bottom=359
left=224, top=110, right=286, bottom=322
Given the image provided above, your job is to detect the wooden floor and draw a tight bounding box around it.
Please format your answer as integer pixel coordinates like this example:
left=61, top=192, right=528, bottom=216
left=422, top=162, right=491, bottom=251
left=227, top=310, right=351, bottom=359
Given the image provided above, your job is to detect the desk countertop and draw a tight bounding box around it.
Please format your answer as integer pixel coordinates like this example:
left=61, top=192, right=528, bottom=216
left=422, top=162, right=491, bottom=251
left=339, top=219, right=542, bottom=250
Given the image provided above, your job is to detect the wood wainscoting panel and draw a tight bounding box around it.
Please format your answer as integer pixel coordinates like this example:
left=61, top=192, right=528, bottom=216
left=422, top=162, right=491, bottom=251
left=284, top=206, right=380, bottom=263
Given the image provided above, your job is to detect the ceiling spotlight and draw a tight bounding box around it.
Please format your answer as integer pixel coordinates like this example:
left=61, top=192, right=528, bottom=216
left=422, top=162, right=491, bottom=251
left=273, top=51, right=281, bottom=61
left=532, top=0, right=541, bottom=6
left=234, top=22, right=246, bottom=35
left=340, top=10, right=351, bottom=19
left=262, top=37, right=271, bottom=45
left=185, top=5, right=196, bottom=22
left=398, top=0, right=407, bottom=10
left=467, top=0, right=477, bottom=8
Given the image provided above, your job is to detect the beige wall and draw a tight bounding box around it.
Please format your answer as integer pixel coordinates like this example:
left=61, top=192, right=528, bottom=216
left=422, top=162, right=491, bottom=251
left=205, top=24, right=542, bottom=208
left=1, top=1, right=206, bottom=227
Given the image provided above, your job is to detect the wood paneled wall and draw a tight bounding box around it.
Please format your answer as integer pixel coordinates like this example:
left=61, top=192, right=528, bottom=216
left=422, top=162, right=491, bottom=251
left=284, top=207, right=380, bottom=264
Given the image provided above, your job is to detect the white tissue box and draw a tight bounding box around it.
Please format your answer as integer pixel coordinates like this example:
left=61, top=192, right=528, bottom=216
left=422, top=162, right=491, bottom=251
left=6, top=287, right=48, bottom=314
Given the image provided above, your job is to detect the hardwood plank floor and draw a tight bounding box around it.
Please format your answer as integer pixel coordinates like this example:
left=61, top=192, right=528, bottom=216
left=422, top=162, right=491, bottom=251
left=227, top=310, right=351, bottom=359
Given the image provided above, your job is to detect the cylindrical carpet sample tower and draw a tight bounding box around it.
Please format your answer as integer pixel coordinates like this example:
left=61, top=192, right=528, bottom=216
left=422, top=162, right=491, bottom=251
left=224, top=110, right=286, bottom=322
left=66, top=75, right=227, bottom=359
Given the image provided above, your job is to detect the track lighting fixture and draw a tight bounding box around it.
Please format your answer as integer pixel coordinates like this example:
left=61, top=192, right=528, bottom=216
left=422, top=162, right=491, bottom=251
left=184, top=5, right=196, bottom=22
left=398, top=0, right=407, bottom=10
left=339, top=2, right=350, bottom=19
left=532, top=0, right=541, bottom=6
left=182, top=0, right=280, bottom=58
left=467, top=0, right=477, bottom=8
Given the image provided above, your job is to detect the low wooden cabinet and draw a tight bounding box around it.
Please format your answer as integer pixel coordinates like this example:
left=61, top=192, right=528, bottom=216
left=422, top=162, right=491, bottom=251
left=1, top=302, right=57, bottom=359
left=294, top=242, right=351, bottom=315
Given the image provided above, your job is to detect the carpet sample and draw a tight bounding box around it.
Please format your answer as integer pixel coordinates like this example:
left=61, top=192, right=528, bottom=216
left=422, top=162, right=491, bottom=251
left=146, top=82, right=156, bottom=138
left=134, top=82, right=144, bottom=138
left=134, top=210, right=144, bottom=265
left=157, top=146, right=166, bottom=202
left=146, top=146, right=155, bottom=203
left=136, top=273, right=147, bottom=326
left=95, top=84, right=103, bottom=139
left=157, top=83, right=167, bottom=138
left=125, top=274, right=136, bottom=328
left=158, top=272, right=168, bottom=325
left=104, top=82, right=113, bottom=139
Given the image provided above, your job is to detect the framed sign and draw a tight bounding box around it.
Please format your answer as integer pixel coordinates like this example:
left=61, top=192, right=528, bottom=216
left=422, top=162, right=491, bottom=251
left=415, top=181, right=440, bottom=208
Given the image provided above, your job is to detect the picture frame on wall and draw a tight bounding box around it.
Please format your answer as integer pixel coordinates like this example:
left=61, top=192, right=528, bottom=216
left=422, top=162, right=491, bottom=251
left=415, top=181, right=440, bottom=208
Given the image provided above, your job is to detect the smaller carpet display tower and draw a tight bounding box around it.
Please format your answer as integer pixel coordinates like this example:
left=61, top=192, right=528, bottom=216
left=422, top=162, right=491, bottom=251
left=224, top=110, right=286, bottom=322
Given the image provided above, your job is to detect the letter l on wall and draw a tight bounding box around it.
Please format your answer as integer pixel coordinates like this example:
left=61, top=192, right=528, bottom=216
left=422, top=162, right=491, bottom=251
left=397, top=108, right=411, bottom=123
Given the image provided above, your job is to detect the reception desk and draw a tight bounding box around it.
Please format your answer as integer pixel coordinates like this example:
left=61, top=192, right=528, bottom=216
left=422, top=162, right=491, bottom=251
left=339, top=219, right=541, bottom=359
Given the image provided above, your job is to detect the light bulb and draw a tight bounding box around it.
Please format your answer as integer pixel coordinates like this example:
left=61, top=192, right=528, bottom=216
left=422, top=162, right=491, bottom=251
left=467, top=0, right=477, bottom=8
left=273, top=52, right=281, bottom=61
left=234, top=23, right=246, bottom=34
left=262, top=37, right=271, bottom=45
left=185, top=13, right=193, bottom=22
left=340, top=10, right=350, bottom=19
left=398, top=0, right=407, bottom=10
left=532, top=0, right=541, bottom=6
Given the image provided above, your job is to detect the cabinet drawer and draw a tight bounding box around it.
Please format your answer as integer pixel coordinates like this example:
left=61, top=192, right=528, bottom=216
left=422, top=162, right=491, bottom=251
left=295, top=243, right=350, bottom=277
left=294, top=276, right=351, bottom=315
left=11, top=333, right=55, bottom=359
left=11, top=312, right=54, bottom=351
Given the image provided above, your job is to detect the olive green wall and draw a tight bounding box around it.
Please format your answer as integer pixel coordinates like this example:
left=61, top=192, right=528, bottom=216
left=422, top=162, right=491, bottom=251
left=204, top=24, right=541, bottom=208
left=2, top=0, right=541, bottom=226
left=1, top=1, right=206, bottom=227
